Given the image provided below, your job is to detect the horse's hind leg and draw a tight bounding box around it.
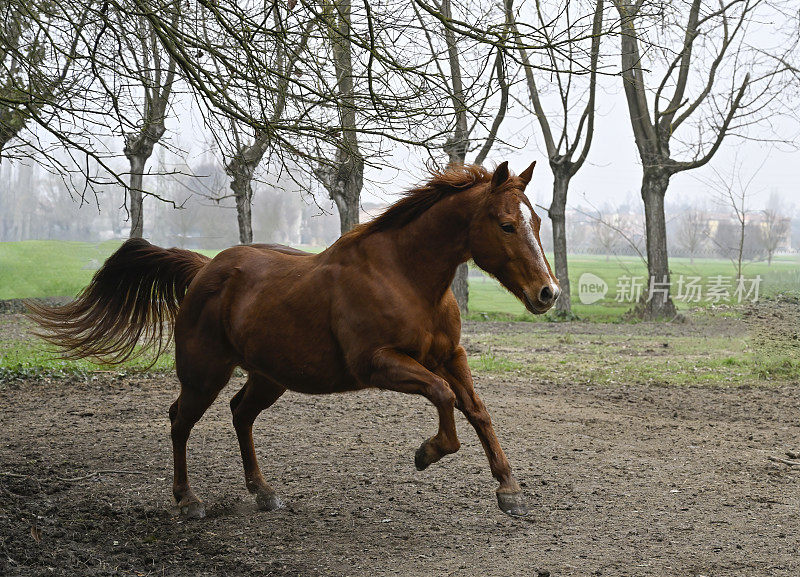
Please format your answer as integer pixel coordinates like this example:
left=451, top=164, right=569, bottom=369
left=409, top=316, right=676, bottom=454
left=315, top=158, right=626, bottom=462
left=170, top=356, right=234, bottom=519
left=230, top=372, right=286, bottom=511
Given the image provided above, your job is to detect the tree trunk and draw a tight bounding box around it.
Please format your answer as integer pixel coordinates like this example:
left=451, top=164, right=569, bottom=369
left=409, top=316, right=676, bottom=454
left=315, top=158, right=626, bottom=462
left=227, top=155, right=259, bottom=245
left=444, top=148, right=469, bottom=315
left=737, top=219, right=745, bottom=279
left=129, top=155, right=146, bottom=239
left=439, top=0, right=470, bottom=316
left=111, top=210, right=121, bottom=237
left=332, top=179, right=360, bottom=234
left=641, top=170, right=677, bottom=319
left=226, top=134, right=270, bottom=246
left=326, top=0, right=363, bottom=237
left=232, top=177, right=253, bottom=244
left=317, top=150, right=362, bottom=236
left=124, top=132, right=160, bottom=240
left=549, top=172, right=571, bottom=314
left=451, top=263, right=469, bottom=316
left=324, top=146, right=363, bottom=235
left=447, top=148, right=469, bottom=314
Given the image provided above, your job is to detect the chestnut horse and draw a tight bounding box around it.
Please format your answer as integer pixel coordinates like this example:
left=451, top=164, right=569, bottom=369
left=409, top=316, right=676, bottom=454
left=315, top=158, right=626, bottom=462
left=29, top=161, right=559, bottom=518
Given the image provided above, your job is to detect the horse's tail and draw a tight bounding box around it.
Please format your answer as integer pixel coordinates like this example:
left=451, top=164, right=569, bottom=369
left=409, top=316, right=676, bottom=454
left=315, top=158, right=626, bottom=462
left=26, top=238, right=211, bottom=365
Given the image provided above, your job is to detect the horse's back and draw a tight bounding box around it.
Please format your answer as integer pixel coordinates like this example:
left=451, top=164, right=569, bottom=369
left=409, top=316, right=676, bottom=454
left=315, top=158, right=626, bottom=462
left=184, top=243, right=327, bottom=329
left=249, top=243, right=311, bottom=257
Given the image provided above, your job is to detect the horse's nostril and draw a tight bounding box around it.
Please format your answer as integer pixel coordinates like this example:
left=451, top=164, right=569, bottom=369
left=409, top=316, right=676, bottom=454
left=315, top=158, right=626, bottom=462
left=540, top=286, right=553, bottom=302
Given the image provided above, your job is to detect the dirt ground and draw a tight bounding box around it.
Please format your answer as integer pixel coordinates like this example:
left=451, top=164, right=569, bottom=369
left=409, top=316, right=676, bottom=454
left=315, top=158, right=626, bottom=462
left=1, top=307, right=799, bottom=576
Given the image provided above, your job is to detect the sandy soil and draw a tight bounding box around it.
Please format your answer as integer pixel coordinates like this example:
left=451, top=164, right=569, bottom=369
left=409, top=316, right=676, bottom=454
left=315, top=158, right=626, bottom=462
left=1, top=308, right=799, bottom=577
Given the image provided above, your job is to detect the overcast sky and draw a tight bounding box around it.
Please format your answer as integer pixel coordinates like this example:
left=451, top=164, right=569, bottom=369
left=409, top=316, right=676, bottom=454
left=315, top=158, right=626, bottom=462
left=353, top=4, right=800, bottom=219
left=355, top=78, right=799, bottom=218
left=154, top=2, right=800, bottom=223
left=172, top=96, right=799, bottom=222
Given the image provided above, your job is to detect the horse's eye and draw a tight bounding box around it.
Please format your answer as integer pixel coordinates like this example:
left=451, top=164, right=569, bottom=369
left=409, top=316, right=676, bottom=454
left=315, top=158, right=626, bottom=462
left=500, top=223, right=515, bottom=234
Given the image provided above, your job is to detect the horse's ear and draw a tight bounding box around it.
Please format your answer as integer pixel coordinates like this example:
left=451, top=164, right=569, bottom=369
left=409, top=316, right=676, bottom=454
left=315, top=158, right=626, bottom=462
left=519, top=161, right=536, bottom=185
left=491, top=161, right=510, bottom=189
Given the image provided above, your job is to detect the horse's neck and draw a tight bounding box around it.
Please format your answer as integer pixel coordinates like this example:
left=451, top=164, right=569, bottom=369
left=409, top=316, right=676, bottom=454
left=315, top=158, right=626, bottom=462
left=386, top=190, right=475, bottom=302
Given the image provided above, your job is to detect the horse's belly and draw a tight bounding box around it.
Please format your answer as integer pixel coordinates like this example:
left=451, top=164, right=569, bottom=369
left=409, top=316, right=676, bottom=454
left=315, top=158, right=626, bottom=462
left=241, top=331, right=361, bottom=394
left=283, top=374, right=364, bottom=395
left=267, top=355, right=359, bottom=394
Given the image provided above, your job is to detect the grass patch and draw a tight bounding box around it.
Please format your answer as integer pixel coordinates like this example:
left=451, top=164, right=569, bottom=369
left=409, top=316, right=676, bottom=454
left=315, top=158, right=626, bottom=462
left=0, top=339, right=174, bottom=381
left=752, top=355, right=800, bottom=380
left=2, top=294, right=797, bottom=386
left=467, top=350, right=523, bottom=374
left=464, top=329, right=794, bottom=386
left=0, top=240, right=122, bottom=299
left=746, top=295, right=800, bottom=381
left=468, top=274, right=634, bottom=322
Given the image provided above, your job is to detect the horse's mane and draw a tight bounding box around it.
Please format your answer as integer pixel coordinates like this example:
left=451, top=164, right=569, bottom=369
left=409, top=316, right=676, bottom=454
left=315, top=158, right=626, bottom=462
left=350, top=164, right=491, bottom=238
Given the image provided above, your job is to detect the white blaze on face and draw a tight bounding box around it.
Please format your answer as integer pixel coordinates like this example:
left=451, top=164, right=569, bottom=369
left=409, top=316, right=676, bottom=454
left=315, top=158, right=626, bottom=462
left=519, top=200, right=557, bottom=287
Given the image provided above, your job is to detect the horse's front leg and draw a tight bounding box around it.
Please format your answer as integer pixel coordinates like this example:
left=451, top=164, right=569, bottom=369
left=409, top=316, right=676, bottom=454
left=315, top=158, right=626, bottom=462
left=441, top=346, right=528, bottom=517
left=369, top=349, right=460, bottom=470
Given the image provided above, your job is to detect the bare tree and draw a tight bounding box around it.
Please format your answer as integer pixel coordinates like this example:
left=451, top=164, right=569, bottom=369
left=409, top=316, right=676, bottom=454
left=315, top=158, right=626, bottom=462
left=510, top=0, right=605, bottom=315
left=721, top=187, right=748, bottom=280
left=580, top=202, right=647, bottom=265
left=756, top=192, right=790, bottom=265
left=612, top=0, right=798, bottom=318
left=412, top=0, right=512, bottom=314
left=593, top=220, right=619, bottom=261
left=700, top=157, right=762, bottom=278
left=221, top=13, right=314, bottom=245
left=118, top=6, right=177, bottom=238
left=677, top=208, right=709, bottom=263
left=0, top=1, right=88, bottom=157
left=314, top=0, right=364, bottom=235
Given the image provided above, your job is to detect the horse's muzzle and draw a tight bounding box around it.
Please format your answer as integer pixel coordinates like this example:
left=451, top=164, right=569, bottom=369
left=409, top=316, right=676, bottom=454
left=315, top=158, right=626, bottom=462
left=523, top=288, right=557, bottom=314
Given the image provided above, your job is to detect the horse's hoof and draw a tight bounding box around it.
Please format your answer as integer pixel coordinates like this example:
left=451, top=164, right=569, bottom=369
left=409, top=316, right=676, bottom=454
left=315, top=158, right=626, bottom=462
left=255, top=491, right=284, bottom=511
left=178, top=499, right=206, bottom=519
left=414, top=443, right=433, bottom=471
left=496, top=491, right=529, bottom=517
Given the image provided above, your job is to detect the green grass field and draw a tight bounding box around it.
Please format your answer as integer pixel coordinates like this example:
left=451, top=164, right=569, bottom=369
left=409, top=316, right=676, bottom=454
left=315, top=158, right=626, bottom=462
left=0, top=240, right=221, bottom=300
left=2, top=240, right=798, bottom=384
left=468, top=253, right=800, bottom=321
left=1, top=240, right=798, bottom=322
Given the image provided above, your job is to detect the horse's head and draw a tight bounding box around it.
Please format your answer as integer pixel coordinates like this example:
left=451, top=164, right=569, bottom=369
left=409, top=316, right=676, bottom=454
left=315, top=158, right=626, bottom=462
left=469, top=161, right=560, bottom=314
